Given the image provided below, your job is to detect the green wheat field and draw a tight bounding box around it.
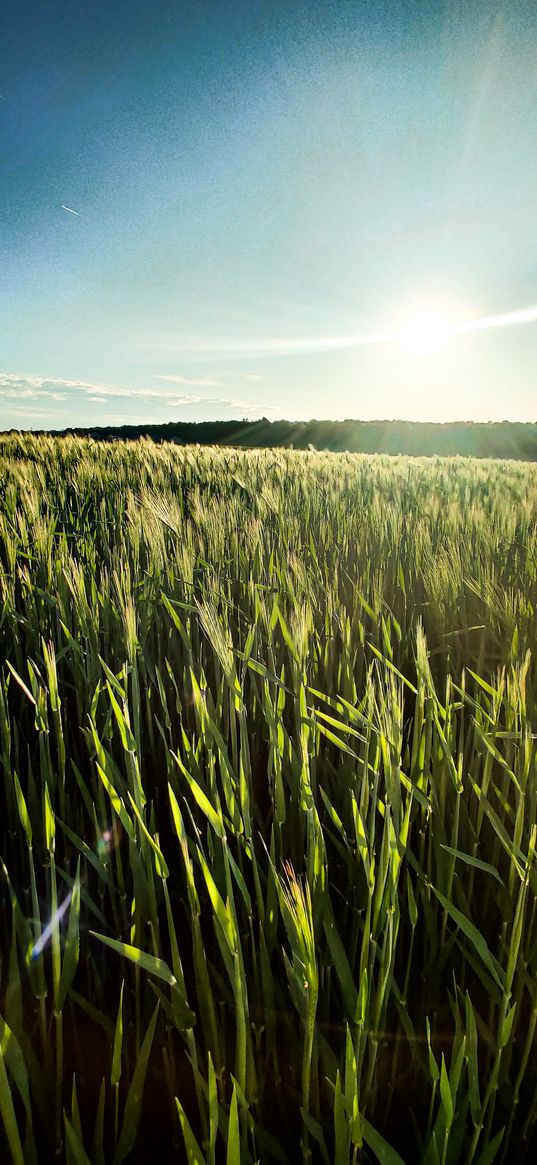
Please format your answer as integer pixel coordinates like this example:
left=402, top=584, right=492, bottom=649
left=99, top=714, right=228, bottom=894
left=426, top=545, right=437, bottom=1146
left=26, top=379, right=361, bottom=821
left=1, top=433, right=537, bottom=1164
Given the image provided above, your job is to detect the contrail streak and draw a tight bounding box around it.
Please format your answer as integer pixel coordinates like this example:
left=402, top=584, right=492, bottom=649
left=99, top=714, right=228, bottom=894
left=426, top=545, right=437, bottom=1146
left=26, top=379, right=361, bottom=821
left=451, top=303, right=537, bottom=336
left=61, top=204, right=80, bottom=216
left=165, top=302, right=537, bottom=360
left=166, top=331, right=398, bottom=359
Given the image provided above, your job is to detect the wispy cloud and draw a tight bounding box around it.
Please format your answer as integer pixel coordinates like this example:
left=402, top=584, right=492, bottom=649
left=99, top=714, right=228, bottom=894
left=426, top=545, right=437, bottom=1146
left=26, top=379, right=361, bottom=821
left=158, top=393, right=278, bottom=413
left=1, top=386, right=44, bottom=399
left=155, top=374, right=221, bottom=387
left=4, top=405, right=52, bottom=417
left=244, top=373, right=267, bottom=382
left=0, top=370, right=278, bottom=420
left=164, top=394, right=278, bottom=414
left=0, top=371, right=192, bottom=403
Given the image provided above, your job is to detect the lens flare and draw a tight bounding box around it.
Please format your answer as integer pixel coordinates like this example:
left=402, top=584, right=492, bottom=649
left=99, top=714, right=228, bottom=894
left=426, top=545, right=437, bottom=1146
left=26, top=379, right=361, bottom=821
left=31, top=823, right=121, bottom=960
left=31, top=890, right=72, bottom=959
left=96, top=821, right=121, bottom=858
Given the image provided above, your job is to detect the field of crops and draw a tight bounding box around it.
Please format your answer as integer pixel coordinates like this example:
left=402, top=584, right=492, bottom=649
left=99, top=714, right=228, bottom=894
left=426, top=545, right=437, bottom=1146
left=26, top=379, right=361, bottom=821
left=1, top=434, right=537, bottom=1164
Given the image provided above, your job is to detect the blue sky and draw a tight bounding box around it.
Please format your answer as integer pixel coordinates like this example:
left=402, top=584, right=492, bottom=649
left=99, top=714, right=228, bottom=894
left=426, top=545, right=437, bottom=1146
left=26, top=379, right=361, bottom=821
left=3, top=0, right=537, bottom=429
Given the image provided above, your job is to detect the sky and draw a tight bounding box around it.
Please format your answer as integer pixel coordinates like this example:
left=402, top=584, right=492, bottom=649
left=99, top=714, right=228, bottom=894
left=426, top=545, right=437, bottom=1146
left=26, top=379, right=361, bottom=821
left=3, top=0, right=537, bottom=429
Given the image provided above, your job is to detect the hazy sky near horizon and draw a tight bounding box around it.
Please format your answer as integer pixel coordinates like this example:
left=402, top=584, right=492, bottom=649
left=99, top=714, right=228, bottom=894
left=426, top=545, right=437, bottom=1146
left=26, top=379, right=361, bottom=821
left=3, top=0, right=537, bottom=430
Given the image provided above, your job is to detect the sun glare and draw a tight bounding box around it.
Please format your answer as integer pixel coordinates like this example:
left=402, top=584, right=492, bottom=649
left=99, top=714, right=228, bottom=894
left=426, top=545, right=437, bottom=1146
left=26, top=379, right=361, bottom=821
left=398, top=310, right=451, bottom=358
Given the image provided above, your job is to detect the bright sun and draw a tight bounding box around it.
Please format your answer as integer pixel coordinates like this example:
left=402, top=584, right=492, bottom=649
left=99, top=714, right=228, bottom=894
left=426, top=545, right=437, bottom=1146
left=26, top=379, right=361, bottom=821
left=398, top=310, right=451, bottom=358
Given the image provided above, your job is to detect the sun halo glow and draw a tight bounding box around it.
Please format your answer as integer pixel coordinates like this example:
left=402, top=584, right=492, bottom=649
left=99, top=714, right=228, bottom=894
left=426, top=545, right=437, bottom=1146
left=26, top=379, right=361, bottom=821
left=398, top=310, right=452, bottom=358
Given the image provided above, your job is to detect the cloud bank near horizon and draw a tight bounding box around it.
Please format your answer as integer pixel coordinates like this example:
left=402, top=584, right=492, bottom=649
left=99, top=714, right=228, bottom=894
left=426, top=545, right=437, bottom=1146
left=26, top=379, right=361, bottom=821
left=0, top=370, right=277, bottom=426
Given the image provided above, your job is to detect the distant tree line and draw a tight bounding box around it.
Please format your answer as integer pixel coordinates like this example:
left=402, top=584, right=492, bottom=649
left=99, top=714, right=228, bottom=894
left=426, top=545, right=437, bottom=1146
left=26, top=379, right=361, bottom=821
left=26, top=417, right=537, bottom=459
